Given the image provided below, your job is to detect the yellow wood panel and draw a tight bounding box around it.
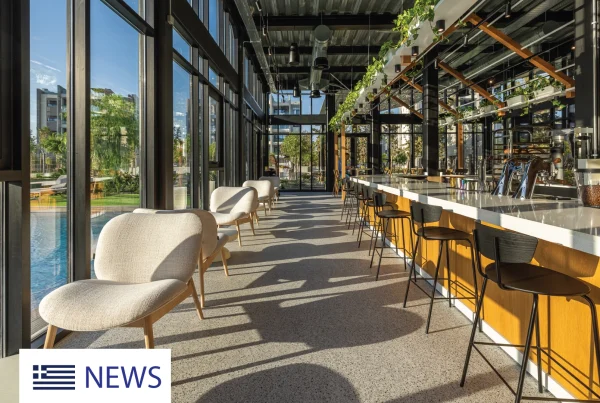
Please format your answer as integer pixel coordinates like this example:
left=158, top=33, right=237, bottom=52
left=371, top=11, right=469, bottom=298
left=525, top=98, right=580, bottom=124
left=371, top=190, right=600, bottom=399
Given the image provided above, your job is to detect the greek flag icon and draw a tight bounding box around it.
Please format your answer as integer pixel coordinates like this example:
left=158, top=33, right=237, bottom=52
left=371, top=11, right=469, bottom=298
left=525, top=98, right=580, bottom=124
left=32, top=365, right=76, bottom=390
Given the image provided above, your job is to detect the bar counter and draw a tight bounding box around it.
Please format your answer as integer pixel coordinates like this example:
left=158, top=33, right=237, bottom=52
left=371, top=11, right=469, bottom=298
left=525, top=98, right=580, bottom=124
left=352, top=174, right=600, bottom=400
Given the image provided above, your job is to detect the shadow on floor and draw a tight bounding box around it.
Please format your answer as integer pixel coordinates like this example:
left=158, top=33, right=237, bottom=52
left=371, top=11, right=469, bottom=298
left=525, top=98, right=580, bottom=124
left=195, top=363, right=360, bottom=403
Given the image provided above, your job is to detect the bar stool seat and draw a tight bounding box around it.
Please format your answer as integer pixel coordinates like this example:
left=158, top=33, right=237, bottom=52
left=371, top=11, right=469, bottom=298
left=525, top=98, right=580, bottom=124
left=417, top=227, right=471, bottom=241
left=377, top=210, right=410, bottom=219
left=484, top=262, right=590, bottom=296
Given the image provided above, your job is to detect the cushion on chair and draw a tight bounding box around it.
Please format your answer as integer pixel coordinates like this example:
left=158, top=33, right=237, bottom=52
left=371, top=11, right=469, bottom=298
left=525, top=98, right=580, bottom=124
left=218, top=227, right=238, bottom=241
left=210, top=187, right=257, bottom=217
left=39, top=279, right=188, bottom=331
left=211, top=211, right=245, bottom=225
left=243, top=180, right=273, bottom=199
left=94, top=213, right=202, bottom=283
left=134, top=208, right=218, bottom=261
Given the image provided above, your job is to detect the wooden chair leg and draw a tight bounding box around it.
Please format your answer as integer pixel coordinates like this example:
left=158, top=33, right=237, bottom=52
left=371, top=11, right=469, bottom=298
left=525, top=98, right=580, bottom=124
left=199, top=269, right=205, bottom=308
left=249, top=215, right=256, bottom=235
left=221, top=248, right=230, bottom=276
left=236, top=221, right=242, bottom=246
left=254, top=211, right=260, bottom=226
left=143, top=317, right=155, bottom=349
left=188, top=279, right=204, bottom=320
left=264, top=203, right=268, bottom=216
left=44, top=324, right=58, bottom=349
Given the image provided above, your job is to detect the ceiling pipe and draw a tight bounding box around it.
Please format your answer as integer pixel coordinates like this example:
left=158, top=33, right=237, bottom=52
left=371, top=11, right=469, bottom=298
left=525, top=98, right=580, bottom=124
left=310, top=25, right=331, bottom=91
left=232, top=0, right=277, bottom=92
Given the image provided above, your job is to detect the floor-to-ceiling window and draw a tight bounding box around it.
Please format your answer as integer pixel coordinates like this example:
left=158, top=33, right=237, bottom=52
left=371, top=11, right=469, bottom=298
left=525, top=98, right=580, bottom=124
left=173, top=62, right=192, bottom=209
left=90, top=0, right=143, bottom=273
left=209, top=93, right=223, bottom=195
left=29, top=0, right=69, bottom=337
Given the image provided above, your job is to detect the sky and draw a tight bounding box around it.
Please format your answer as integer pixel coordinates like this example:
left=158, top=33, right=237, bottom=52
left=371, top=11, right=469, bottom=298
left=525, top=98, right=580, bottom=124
left=30, top=0, right=141, bottom=136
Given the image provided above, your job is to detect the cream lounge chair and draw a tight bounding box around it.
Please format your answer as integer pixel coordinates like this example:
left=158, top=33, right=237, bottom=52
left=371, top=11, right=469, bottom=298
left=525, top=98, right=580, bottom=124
left=39, top=213, right=204, bottom=349
left=243, top=180, right=273, bottom=217
left=259, top=176, right=280, bottom=203
left=134, top=208, right=229, bottom=307
left=209, top=186, right=257, bottom=247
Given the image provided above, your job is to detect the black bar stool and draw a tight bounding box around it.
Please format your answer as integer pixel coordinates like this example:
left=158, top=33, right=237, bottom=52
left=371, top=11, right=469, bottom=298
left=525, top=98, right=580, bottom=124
left=370, top=192, right=413, bottom=280
left=357, top=185, right=376, bottom=248
left=352, top=183, right=368, bottom=235
left=403, top=201, right=479, bottom=334
left=341, top=179, right=356, bottom=224
left=460, top=222, right=600, bottom=403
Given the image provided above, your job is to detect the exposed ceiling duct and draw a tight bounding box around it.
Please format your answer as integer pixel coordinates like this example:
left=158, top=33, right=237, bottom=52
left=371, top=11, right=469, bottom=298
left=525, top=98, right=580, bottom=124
left=310, top=25, right=332, bottom=92
left=233, top=0, right=277, bottom=93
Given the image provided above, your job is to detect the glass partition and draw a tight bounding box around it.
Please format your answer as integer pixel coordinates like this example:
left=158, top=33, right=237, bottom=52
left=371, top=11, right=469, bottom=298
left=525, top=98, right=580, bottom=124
left=173, top=62, right=192, bottom=210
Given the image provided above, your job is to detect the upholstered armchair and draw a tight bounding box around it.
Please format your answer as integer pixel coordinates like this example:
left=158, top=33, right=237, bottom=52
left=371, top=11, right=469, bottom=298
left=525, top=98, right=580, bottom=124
left=39, top=213, right=204, bottom=349
left=259, top=176, right=280, bottom=203
left=209, top=186, right=257, bottom=246
left=134, top=208, right=230, bottom=307
left=243, top=180, right=273, bottom=217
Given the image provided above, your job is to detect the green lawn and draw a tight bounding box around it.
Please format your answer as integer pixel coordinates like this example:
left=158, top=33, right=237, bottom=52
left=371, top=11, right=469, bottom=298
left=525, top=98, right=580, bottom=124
left=50, top=193, right=140, bottom=207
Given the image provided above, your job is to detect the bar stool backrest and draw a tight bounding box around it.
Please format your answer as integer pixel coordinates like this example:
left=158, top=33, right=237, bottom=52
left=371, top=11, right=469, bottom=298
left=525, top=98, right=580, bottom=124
left=474, top=222, right=538, bottom=265
left=364, top=185, right=374, bottom=200
left=373, top=191, right=387, bottom=208
left=410, top=201, right=442, bottom=225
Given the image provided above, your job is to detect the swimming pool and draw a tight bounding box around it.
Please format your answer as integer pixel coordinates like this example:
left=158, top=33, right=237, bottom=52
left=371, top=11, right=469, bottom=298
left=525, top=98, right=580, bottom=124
left=30, top=210, right=124, bottom=311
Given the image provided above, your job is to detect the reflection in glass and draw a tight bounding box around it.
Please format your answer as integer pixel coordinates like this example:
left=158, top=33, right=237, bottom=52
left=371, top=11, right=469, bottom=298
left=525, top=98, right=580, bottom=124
left=209, top=96, right=219, bottom=163
left=30, top=0, right=69, bottom=337
left=173, top=62, right=192, bottom=209
left=173, top=29, right=191, bottom=60
left=90, top=1, right=142, bottom=279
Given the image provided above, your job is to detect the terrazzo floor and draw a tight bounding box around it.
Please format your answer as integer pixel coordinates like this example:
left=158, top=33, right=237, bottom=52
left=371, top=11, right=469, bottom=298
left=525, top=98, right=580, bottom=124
left=58, top=193, right=558, bottom=402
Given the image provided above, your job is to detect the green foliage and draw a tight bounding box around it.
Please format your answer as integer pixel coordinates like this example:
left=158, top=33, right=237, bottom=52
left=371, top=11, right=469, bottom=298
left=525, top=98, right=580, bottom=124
left=280, top=135, right=318, bottom=171
left=39, top=127, right=67, bottom=169
left=90, top=89, right=139, bottom=176
left=393, top=149, right=409, bottom=166
left=329, top=0, right=441, bottom=131
left=103, top=172, right=140, bottom=195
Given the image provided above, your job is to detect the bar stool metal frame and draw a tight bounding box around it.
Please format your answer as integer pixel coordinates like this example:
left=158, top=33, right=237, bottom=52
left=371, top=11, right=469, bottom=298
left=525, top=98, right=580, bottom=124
left=460, top=222, right=600, bottom=403
left=356, top=185, right=377, bottom=251
left=403, top=201, right=479, bottom=334
left=341, top=179, right=356, bottom=225
left=370, top=192, right=413, bottom=280
left=352, top=183, right=369, bottom=235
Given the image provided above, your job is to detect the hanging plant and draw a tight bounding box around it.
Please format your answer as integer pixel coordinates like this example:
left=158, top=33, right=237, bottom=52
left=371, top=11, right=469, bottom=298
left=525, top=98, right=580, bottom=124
left=329, top=0, right=441, bottom=131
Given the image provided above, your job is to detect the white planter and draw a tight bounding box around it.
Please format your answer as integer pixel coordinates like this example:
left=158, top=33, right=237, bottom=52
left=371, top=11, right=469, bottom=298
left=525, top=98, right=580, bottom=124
left=479, top=105, right=496, bottom=114
left=507, top=95, right=527, bottom=107
left=533, top=85, right=560, bottom=99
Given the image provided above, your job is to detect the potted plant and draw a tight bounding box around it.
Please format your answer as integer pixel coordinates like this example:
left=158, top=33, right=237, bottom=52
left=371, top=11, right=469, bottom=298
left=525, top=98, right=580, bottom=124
left=439, top=112, right=454, bottom=126
left=393, top=150, right=409, bottom=173
left=459, top=105, right=475, bottom=120
left=531, top=76, right=564, bottom=99
left=506, top=85, right=530, bottom=108
left=478, top=99, right=496, bottom=114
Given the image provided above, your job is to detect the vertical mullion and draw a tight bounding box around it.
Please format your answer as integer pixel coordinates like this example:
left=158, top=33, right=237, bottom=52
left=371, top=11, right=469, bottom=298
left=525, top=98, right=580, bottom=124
left=68, top=0, right=91, bottom=282
left=143, top=0, right=156, bottom=208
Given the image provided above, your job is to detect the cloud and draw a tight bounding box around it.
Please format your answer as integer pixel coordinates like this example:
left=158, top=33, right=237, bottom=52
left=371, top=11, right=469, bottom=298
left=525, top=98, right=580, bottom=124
left=31, top=59, right=61, bottom=73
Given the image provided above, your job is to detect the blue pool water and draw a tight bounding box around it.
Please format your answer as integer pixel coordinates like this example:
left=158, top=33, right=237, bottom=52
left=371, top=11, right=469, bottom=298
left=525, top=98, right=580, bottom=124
left=30, top=211, right=123, bottom=310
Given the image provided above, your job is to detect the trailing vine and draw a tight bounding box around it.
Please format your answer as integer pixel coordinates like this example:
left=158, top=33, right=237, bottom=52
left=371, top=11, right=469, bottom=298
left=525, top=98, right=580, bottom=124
left=329, top=0, right=441, bottom=131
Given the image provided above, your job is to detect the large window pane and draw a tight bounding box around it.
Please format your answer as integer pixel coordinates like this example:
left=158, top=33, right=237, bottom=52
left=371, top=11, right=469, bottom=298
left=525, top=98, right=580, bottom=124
left=209, top=0, right=219, bottom=42
left=209, top=96, right=220, bottom=165
left=90, top=2, right=142, bottom=277
left=30, top=0, right=69, bottom=337
left=173, top=62, right=192, bottom=210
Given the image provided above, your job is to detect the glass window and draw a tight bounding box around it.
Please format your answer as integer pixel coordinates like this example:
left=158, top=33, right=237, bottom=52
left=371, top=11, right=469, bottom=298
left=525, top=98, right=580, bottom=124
left=198, top=84, right=204, bottom=207
left=301, top=91, right=311, bottom=114
left=209, top=96, right=220, bottom=165
left=173, top=29, right=191, bottom=61
left=90, top=1, right=142, bottom=278
left=173, top=62, right=192, bottom=210
left=30, top=0, right=69, bottom=337
left=209, top=0, right=219, bottom=43
left=209, top=67, right=219, bottom=88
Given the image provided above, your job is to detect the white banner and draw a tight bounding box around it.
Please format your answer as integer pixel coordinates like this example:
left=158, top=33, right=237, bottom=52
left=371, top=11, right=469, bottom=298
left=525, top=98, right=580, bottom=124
left=19, top=349, right=171, bottom=403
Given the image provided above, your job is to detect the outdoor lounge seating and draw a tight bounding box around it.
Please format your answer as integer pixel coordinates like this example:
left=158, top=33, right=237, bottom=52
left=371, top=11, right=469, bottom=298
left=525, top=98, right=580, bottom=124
left=38, top=213, right=204, bottom=349
left=134, top=208, right=230, bottom=307
left=209, top=186, right=257, bottom=246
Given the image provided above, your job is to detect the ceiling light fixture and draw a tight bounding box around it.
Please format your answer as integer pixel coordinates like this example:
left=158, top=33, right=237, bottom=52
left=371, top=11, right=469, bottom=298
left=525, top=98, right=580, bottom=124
left=505, top=0, right=512, bottom=18
left=310, top=89, right=321, bottom=98
left=359, top=103, right=364, bottom=109
left=255, top=1, right=262, bottom=13
left=412, top=46, right=419, bottom=57
left=395, top=64, right=401, bottom=73
left=489, top=78, right=494, bottom=84
left=293, top=80, right=300, bottom=97
left=571, top=44, right=576, bottom=50
left=434, top=59, right=438, bottom=70
left=262, top=26, right=267, bottom=37
left=373, top=89, right=378, bottom=95
left=435, top=20, right=445, bottom=33
left=268, top=46, right=272, bottom=56
left=288, top=42, right=299, bottom=65
left=463, top=34, right=469, bottom=47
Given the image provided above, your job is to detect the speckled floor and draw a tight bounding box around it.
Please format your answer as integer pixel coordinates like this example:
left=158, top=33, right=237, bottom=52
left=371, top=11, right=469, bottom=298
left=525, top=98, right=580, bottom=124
left=57, top=193, right=557, bottom=402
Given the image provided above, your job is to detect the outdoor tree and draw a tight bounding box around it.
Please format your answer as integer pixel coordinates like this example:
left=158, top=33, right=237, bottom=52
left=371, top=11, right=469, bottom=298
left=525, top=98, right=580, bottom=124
left=39, top=126, right=67, bottom=172
left=279, top=135, right=313, bottom=173
left=90, top=89, right=139, bottom=176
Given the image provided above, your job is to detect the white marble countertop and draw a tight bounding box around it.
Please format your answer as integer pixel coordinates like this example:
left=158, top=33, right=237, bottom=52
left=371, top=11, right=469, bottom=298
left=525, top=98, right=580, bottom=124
left=353, top=175, right=600, bottom=257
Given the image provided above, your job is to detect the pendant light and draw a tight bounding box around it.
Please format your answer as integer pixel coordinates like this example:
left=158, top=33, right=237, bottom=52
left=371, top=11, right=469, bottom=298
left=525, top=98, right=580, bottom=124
left=395, top=64, right=401, bottom=73
left=411, top=46, right=419, bottom=57
left=289, top=42, right=300, bottom=66
left=505, top=0, right=512, bottom=18
left=293, top=79, right=300, bottom=98
left=435, top=20, right=445, bottom=33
